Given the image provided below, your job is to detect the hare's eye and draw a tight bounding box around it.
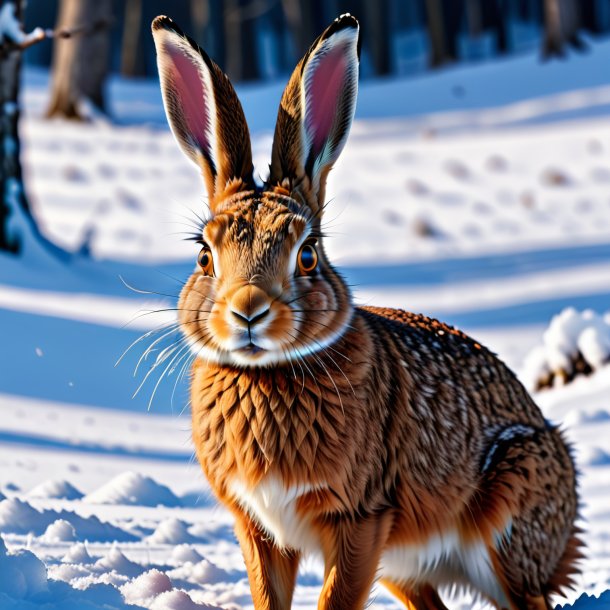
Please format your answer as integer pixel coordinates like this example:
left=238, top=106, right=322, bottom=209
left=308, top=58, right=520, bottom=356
left=297, top=243, right=318, bottom=275
left=197, top=246, right=214, bottom=276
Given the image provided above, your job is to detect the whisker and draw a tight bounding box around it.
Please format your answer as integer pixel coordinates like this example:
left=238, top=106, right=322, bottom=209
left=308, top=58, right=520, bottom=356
left=115, top=321, right=182, bottom=367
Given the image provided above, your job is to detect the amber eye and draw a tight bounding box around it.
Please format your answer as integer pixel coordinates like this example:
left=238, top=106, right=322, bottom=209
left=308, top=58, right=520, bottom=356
left=297, top=243, right=318, bottom=275
left=197, top=246, right=214, bottom=276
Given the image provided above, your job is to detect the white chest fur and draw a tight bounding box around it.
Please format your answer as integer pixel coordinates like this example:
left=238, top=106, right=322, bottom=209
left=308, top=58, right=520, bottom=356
left=229, top=476, right=323, bottom=553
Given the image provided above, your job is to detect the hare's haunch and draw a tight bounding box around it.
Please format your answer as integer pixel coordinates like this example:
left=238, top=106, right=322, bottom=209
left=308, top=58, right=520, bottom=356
left=153, top=13, right=581, bottom=610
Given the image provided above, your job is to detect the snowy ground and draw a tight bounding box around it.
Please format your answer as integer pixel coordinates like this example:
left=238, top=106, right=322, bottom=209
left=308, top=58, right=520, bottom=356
left=2, top=35, right=610, bottom=609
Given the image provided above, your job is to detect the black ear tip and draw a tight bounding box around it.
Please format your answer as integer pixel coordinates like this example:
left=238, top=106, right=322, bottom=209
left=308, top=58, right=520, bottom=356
left=334, top=13, right=359, bottom=30
left=152, top=15, right=183, bottom=36
left=322, top=14, right=360, bottom=57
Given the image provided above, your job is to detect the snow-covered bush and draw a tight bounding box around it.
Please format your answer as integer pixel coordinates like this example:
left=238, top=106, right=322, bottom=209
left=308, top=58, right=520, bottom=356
left=524, top=307, right=610, bottom=390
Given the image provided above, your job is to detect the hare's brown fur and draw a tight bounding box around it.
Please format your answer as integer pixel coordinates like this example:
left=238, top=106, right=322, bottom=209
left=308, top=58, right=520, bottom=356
left=153, top=13, right=582, bottom=610
left=191, top=305, right=580, bottom=609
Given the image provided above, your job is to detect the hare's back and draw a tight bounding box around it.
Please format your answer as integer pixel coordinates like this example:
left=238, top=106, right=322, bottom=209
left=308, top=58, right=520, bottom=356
left=356, top=305, right=546, bottom=428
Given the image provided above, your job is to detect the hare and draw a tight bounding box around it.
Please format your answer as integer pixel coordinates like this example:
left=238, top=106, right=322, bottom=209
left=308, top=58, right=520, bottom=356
left=152, top=13, right=582, bottom=610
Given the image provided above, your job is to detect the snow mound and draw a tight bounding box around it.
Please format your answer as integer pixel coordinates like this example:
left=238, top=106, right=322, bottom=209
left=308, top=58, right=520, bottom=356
left=0, top=535, right=48, bottom=600
left=62, top=542, right=94, bottom=564
left=95, top=545, right=144, bottom=578
left=523, top=308, right=610, bottom=390
left=171, top=544, right=204, bottom=565
left=148, top=518, right=196, bottom=544
left=29, top=479, right=84, bottom=500
left=84, top=471, right=181, bottom=507
left=150, top=589, right=222, bottom=610
left=41, top=519, right=76, bottom=542
left=0, top=497, right=136, bottom=541
left=168, top=558, right=241, bottom=585
left=121, top=569, right=173, bottom=605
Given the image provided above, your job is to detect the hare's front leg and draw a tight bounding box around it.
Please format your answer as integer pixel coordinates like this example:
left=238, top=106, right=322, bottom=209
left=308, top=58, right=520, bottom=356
left=318, top=514, right=392, bottom=610
left=233, top=509, right=300, bottom=610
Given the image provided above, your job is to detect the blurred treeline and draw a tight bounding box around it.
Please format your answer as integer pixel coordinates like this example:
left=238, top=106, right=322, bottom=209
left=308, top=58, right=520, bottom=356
left=24, top=0, right=610, bottom=83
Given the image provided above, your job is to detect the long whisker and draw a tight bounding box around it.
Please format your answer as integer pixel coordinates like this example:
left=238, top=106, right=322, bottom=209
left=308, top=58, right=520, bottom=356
left=115, top=321, right=182, bottom=367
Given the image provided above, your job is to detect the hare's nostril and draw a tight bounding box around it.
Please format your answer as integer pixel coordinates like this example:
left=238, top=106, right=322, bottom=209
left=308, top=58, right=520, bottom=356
left=231, top=307, right=270, bottom=327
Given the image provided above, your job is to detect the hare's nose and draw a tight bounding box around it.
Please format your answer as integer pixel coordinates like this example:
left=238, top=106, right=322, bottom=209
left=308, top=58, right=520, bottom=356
left=229, top=285, right=271, bottom=327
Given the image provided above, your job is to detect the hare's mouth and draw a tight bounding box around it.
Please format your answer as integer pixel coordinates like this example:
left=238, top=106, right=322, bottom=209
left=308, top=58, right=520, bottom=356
left=234, top=342, right=266, bottom=357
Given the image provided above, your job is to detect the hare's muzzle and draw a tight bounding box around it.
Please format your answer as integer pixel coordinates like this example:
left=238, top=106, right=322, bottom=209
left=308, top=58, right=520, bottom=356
left=228, top=285, right=272, bottom=330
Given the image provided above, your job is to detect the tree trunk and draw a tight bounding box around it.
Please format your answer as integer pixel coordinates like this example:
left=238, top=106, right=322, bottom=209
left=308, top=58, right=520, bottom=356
left=46, top=0, right=113, bottom=119
left=224, top=0, right=242, bottom=80
left=425, top=0, right=448, bottom=67
left=120, top=0, right=144, bottom=77
left=363, top=0, right=392, bottom=75
left=224, top=0, right=261, bottom=82
left=542, top=0, right=585, bottom=58
left=190, top=0, right=210, bottom=47
left=0, top=0, right=65, bottom=257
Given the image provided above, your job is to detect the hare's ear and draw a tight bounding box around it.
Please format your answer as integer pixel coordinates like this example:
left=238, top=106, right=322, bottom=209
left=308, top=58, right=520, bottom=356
left=152, top=16, right=254, bottom=208
left=269, top=15, right=359, bottom=212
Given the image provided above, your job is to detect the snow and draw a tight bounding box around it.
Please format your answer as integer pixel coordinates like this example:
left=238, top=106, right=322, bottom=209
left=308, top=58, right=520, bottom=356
left=29, top=480, right=84, bottom=501
left=0, top=2, right=44, bottom=47
left=41, top=519, right=77, bottom=543
left=2, top=29, right=610, bottom=610
left=147, top=518, right=197, bottom=545
left=523, top=307, right=610, bottom=389
left=84, top=472, right=182, bottom=508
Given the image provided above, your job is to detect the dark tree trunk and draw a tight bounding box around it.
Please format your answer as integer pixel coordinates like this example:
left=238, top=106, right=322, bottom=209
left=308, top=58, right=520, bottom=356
left=425, top=0, right=447, bottom=67
left=542, top=0, right=585, bottom=58
left=46, top=0, right=113, bottom=119
left=0, top=0, right=65, bottom=257
left=240, top=0, right=260, bottom=81
left=208, top=0, right=225, bottom=69
left=269, top=0, right=290, bottom=73
left=282, top=0, right=326, bottom=59
left=224, top=0, right=261, bottom=82
left=482, top=0, right=509, bottom=54
left=580, top=0, right=599, bottom=33
left=363, top=0, right=392, bottom=75
left=120, top=0, right=144, bottom=77
left=442, top=0, right=464, bottom=62
left=190, top=0, right=210, bottom=46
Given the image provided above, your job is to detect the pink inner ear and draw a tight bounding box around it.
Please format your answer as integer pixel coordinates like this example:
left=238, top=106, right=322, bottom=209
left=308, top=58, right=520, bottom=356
left=166, top=43, right=212, bottom=157
left=307, top=45, right=347, bottom=157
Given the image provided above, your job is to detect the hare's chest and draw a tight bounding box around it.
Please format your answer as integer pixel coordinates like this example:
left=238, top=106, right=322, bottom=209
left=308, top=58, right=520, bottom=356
left=229, top=476, right=323, bottom=553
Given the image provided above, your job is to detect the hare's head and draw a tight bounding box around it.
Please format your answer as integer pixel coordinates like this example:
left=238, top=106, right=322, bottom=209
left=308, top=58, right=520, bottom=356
left=153, top=15, right=359, bottom=367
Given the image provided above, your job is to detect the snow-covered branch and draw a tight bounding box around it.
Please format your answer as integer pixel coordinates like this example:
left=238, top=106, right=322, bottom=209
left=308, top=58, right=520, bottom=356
left=0, top=2, right=44, bottom=49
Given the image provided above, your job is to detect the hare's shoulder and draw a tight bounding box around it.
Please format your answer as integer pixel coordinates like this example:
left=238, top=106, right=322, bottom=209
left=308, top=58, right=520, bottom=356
left=357, top=305, right=493, bottom=357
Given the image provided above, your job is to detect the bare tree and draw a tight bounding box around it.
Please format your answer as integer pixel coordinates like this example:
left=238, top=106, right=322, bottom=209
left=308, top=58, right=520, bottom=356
left=542, top=0, right=585, bottom=58
left=46, top=0, right=113, bottom=119
left=0, top=0, right=65, bottom=257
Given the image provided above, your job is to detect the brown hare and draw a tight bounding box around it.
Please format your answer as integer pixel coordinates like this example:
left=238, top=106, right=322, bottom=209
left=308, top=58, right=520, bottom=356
left=152, top=14, right=581, bottom=610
